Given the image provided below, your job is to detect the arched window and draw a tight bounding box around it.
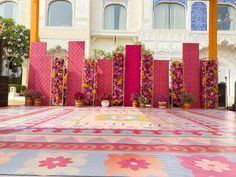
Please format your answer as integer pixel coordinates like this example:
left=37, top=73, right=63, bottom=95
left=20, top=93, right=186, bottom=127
left=48, top=0, right=72, bottom=26
left=104, top=4, right=127, bottom=30
left=217, top=5, right=236, bottom=30
left=154, top=3, right=185, bottom=29
left=0, top=1, right=19, bottom=23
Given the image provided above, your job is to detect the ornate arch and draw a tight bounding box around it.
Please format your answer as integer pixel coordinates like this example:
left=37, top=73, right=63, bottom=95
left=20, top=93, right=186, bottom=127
left=200, top=40, right=236, bottom=66
left=191, top=2, right=207, bottom=31
left=153, top=0, right=187, bottom=9
left=47, top=0, right=74, bottom=15
left=218, top=0, right=236, bottom=7
left=103, top=0, right=128, bottom=8
left=0, top=0, right=19, bottom=4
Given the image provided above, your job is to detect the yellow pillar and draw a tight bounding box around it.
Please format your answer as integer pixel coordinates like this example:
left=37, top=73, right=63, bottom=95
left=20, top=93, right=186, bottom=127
left=209, top=0, right=217, bottom=60
left=30, top=0, right=39, bottom=43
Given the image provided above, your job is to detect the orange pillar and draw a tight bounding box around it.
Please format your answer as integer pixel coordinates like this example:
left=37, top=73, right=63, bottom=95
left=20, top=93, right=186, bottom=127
left=209, top=0, right=217, bottom=60
left=30, top=0, right=39, bottom=43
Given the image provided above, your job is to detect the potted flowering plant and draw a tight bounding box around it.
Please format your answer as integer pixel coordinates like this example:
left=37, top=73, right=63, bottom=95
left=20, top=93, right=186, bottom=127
left=180, top=93, right=196, bottom=109
left=33, top=91, right=43, bottom=106
left=74, top=92, right=85, bottom=107
left=138, top=95, right=148, bottom=108
left=100, top=93, right=111, bottom=107
left=20, top=85, right=26, bottom=96
left=157, top=96, right=168, bottom=108
left=130, top=92, right=140, bottom=107
left=24, top=89, right=35, bottom=106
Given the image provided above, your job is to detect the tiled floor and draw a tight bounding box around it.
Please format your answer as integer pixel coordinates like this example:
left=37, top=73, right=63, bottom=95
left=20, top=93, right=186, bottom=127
left=0, top=106, right=236, bottom=176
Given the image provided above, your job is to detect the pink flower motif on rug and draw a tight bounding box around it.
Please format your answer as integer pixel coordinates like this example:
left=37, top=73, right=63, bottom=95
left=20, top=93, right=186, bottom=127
left=118, top=157, right=150, bottom=171
left=178, top=155, right=236, bottom=177
left=39, top=156, right=73, bottom=169
left=104, top=154, right=167, bottom=177
left=16, top=152, right=87, bottom=175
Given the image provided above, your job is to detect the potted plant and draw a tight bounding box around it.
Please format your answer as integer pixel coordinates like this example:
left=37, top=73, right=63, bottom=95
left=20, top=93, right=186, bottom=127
left=101, top=93, right=111, bottom=107
left=20, top=85, right=27, bottom=96
left=74, top=92, right=85, bottom=107
left=130, top=92, right=140, bottom=107
left=157, top=96, right=168, bottom=108
left=33, top=91, right=43, bottom=106
left=138, top=95, right=148, bottom=108
left=180, top=93, right=196, bottom=109
left=24, top=89, right=34, bottom=106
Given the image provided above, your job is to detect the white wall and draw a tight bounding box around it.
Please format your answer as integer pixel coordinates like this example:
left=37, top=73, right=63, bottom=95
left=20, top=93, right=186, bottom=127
left=90, top=0, right=141, bottom=54
left=39, top=0, right=90, bottom=55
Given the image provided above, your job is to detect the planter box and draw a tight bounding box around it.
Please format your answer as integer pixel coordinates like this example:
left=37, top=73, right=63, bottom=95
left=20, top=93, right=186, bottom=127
left=0, top=76, right=9, bottom=107
left=0, top=39, right=3, bottom=75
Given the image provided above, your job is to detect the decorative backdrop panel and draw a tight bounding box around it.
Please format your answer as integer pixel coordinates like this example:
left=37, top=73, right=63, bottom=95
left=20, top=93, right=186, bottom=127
left=170, top=61, right=183, bottom=106
left=191, top=2, right=207, bottom=31
left=200, top=60, right=218, bottom=109
left=96, top=59, right=113, bottom=106
left=141, top=54, right=154, bottom=105
left=112, top=52, right=125, bottom=106
left=124, top=45, right=141, bottom=106
left=43, top=55, right=52, bottom=106
left=67, top=41, right=85, bottom=106
left=154, top=60, right=169, bottom=107
left=183, top=43, right=200, bottom=108
left=28, top=42, right=50, bottom=106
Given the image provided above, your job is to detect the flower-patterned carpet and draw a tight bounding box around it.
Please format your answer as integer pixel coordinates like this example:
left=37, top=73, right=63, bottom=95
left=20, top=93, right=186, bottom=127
left=0, top=106, right=236, bottom=177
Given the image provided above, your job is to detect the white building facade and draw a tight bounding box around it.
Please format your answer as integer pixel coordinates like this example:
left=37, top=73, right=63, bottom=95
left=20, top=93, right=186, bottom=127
left=1, top=0, right=236, bottom=104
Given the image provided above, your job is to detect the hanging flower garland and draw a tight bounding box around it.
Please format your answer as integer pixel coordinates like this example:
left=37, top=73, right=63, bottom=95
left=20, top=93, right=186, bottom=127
left=112, top=53, right=124, bottom=106
left=170, top=61, right=184, bottom=106
left=141, top=51, right=154, bottom=105
left=82, top=59, right=97, bottom=106
left=51, top=58, right=65, bottom=106
left=112, top=49, right=125, bottom=106
left=63, top=68, right=68, bottom=105
left=200, top=60, right=218, bottom=109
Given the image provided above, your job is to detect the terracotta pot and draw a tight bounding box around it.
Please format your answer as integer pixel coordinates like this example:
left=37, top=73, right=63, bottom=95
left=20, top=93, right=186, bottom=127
left=183, top=103, right=191, bottom=109
left=101, top=100, right=110, bottom=107
left=132, top=100, right=138, bottom=107
left=158, top=102, right=167, bottom=109
left=140, top=103, right=146, bottom=108
left=25, top=97, right=33, bottom=106
left=34, top=98, right=42, bottom=106
left=75, top=100, right=83, bottom=107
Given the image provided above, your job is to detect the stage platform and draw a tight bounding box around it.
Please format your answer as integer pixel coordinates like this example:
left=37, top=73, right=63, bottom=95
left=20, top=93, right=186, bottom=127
left=0, top=106, right=235, bottom=176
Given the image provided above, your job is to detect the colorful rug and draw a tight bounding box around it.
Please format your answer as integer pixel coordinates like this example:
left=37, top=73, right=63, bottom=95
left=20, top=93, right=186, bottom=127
left=0, top=107, right=236, bottom=176
left=0, top=149, right=236, bottom=176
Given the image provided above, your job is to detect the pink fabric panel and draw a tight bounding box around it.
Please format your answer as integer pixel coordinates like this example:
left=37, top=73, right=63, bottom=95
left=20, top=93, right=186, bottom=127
left=96, top=59, right=113, bottom=106
left=28, top=42, right=50, bottom=106
left=67, top=41, right=85, bottom=106
left=183, top=43, right=200, bottom=108
left=154, top=60, right=169, bottom=107
left=124, top=45, right=141, bottom=106
left=42, top=55, right=51, bottom=105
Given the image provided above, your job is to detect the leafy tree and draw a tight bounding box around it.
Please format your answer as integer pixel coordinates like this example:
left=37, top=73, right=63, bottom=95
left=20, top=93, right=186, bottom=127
left=0, top=17, right=30, bottom=73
